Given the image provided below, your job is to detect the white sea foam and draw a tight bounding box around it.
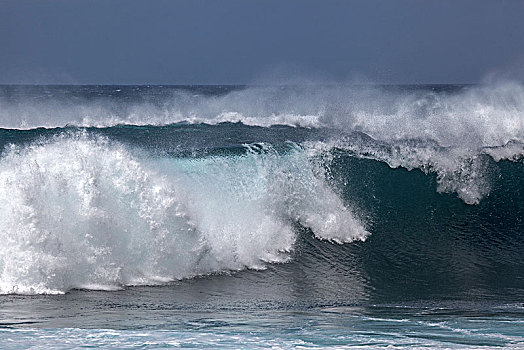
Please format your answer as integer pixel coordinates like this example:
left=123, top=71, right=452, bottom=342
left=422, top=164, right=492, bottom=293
left=1, top=324, right=521, bottom=349
left=0, top=133, right=367, bottom=294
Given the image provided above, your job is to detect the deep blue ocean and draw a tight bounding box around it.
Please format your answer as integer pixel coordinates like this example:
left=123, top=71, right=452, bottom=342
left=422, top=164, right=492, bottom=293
left=0, top=84, right=522, bottom=348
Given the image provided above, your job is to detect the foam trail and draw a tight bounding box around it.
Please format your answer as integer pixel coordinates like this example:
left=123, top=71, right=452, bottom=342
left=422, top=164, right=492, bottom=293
left=0, top=133, right=367, bottom=294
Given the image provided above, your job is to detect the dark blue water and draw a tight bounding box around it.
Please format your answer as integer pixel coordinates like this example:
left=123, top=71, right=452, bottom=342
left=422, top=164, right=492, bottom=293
left=0, top=85, right=522, bottom=348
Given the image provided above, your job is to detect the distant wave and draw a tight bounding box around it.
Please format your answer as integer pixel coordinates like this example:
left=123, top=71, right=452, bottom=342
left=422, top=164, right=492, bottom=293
left=0, top=82, right=523, bottom=135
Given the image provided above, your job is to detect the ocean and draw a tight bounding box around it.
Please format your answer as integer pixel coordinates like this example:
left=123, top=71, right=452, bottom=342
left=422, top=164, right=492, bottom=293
left=0, top=84, right=522, bottom=348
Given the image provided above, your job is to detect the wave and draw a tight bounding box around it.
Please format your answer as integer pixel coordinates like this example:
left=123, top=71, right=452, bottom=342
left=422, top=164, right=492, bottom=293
left=0, top=82, right=523, bottom=135
left=0, top=133, right=367, bottom=294
left=0, top=128, right=522, bottom=297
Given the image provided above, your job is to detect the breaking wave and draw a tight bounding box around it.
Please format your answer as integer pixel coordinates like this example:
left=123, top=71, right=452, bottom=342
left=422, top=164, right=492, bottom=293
left=0, top=133, right=367, bottom=294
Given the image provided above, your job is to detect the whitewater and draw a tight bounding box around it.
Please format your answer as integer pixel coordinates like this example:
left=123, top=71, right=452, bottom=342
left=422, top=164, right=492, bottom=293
left=0, top=83, right=522, bottom=348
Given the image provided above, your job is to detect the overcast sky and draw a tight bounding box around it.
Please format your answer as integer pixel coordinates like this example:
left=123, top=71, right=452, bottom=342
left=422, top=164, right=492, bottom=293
left=1, top=0, right=524, bottom=84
